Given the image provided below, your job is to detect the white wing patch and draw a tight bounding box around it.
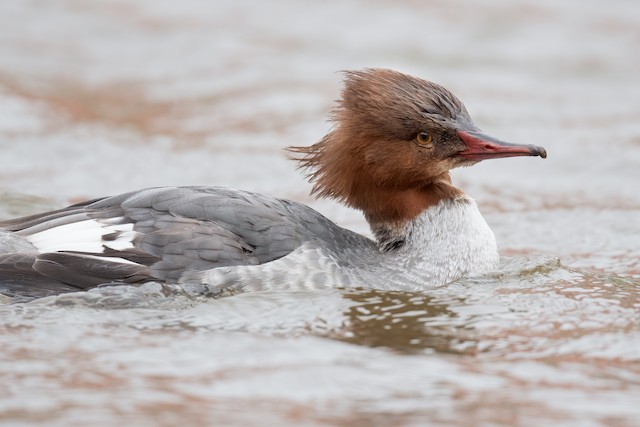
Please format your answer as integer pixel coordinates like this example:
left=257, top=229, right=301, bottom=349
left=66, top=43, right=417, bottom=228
left=26, top=218, right=137, bottom=255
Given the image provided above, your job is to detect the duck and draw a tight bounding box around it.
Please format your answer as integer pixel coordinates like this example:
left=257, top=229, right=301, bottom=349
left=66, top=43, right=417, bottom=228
left=0, top=69, right=546, bottom=298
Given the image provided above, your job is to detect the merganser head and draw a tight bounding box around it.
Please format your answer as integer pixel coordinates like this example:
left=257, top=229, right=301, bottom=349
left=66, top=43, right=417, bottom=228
left=288, top=69, right=547, bottom=224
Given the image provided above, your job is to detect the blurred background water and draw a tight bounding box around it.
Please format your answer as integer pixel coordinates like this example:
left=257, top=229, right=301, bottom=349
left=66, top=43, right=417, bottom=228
left=0, top=0, right=639, bottom=426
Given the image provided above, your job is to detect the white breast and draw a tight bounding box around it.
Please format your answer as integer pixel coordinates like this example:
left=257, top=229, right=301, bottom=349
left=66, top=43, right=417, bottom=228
left=391, top=196, right=499, bottom=285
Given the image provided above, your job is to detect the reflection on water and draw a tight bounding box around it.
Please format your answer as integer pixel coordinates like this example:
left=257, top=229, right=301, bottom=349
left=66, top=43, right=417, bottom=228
left=338, top=290, right=458, bottom=354
left=336, top=257, right=640, bottom=359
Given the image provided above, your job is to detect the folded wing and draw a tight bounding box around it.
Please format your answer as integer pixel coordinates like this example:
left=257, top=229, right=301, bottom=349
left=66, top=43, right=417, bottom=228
left=0, top=186, right=367, bottom=295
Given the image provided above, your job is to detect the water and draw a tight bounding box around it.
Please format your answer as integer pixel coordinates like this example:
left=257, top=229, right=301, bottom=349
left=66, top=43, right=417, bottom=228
left=2, top=260, right=639, bottom=426
left=1, top=0, right=639, bottom=426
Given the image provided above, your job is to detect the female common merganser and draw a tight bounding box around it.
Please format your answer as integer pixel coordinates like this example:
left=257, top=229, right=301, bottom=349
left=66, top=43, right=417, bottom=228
left=0, top=69, right=546, bottom=298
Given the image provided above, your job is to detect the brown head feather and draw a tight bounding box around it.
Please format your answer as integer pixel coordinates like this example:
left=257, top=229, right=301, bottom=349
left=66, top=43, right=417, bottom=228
left=287, top=69, right=472, bottom=225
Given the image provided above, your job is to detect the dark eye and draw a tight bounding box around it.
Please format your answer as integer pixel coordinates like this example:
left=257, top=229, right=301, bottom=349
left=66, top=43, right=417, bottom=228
left=415, top=132, right=433, bottom=146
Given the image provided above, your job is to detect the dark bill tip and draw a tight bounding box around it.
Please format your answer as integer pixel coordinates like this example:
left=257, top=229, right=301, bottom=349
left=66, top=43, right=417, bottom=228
left=456, top=130, right=547, bottom=161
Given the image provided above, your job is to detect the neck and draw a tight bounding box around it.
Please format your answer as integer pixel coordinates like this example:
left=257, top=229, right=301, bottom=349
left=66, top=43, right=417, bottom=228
left=360, top=176, right=462, bottom=251
left=359, top=173, right=462, bottom=224
left=340, top=170, right=464, bottom=253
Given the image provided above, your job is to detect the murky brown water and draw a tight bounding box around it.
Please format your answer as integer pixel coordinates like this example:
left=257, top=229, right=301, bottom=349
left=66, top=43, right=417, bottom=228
left=1, top=1, right=639, bottom=426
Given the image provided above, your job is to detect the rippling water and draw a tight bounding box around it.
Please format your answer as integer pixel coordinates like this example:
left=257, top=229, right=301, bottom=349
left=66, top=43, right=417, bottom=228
left=1, top=0, right=639, bottom=426
left=2, top=258, right=639, bottom=426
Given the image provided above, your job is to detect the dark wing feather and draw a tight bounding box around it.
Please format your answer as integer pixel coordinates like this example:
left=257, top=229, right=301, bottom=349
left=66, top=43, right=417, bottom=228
left=32, top=252, right=151, bottom=288
left=0, top=253, right=81, bottom=299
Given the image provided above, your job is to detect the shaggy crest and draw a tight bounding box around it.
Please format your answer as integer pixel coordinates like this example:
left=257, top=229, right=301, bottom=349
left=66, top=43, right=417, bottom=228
left=287, top=68, right=469, bottom=223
